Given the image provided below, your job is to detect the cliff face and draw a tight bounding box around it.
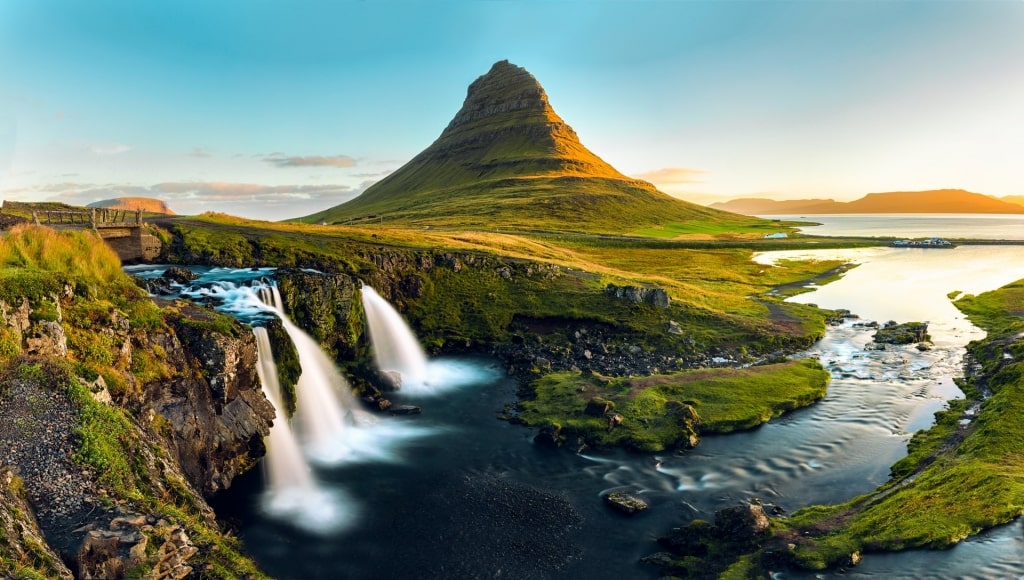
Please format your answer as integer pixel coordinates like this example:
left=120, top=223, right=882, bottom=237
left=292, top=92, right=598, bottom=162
left=87, top=197, right=176, bottom=215
left=0, top=287, right=273, bottom=576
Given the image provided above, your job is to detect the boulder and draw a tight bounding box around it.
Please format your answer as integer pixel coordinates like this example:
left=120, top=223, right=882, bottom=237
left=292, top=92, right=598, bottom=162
left=162, top=266, right=198, bottom=284
left=389, top=405, right=422, bottom=415
left=604, top=491, right=649, bottom=515
left=713, top=504, right=771, bottom=543
left=379, top=370, right=403, bottom=391
left=584, top=397, right=615, bottom=417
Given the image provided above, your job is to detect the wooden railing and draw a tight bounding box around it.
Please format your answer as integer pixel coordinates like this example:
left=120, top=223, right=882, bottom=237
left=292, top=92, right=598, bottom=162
left=32, top=209, right=142, bottom=228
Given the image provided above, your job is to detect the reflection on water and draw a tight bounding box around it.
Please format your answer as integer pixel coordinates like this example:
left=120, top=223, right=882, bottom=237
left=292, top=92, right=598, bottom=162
left=134, top=247, right=1024, bottom=578
left=761, top=213, right=1024, bottom=240
left=756, top=245, right=1024, bottom=343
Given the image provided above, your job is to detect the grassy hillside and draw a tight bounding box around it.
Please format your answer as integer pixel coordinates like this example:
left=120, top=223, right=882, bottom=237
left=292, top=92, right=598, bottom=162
left=300, top=61, right=770, bottom=235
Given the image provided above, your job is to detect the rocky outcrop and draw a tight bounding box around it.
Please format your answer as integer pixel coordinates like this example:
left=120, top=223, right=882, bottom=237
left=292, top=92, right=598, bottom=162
left=873, top=320, right=930, bottom=345
left=77, top=511, right=199, bottom=580
left=275, top=269, right=362, bottom=360
left=605, top=284, right=671, bottom=308
left=155, top=309, right=275, bottom=496
left=0, top=466, right=74, bottom=579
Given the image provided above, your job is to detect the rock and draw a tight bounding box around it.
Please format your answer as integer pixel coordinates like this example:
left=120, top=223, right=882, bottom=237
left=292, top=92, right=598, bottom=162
left=605, top=284, right=671, bottom=308
left=25, top=320, right=68, bottom=357
left=584, top=397, right=615, bottom=417
left=873, top=321, right=929, bottom=345
left=713, top=504, right=771, bottom=543
left=162, top=266, right=198, bottom=284
left=379, top=369, right=403, bottom=391
left=639, top=552, right=675, bottom=567
left=667, top=320, right=684, bottom=335
left=604, top=491, right=649, bottom=515
left=534, top=424, right=563, bottom=446
left=658, top=520, right=713, bottom=556
left=847, top=550, right=862, bottom=567
left=607, top=412, right=624, bottom=431
left=389, top=405, right=422, bottom=415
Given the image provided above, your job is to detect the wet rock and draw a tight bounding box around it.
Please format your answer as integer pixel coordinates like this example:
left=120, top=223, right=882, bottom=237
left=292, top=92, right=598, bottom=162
left=162, top=266, right=198, bottom=284
left=534, top=424, right=564, bottom=446
left=657, top=519, right=713, bottom=556
left=714, top=504, right=771, bottom=543
left=604, top=491, right=648, bottom=515
left=847, top=550, right=862, bottom=567
left=873, top=321, right=929, bottom=344
left=379, top=369, right=403, bottom=391
left=389, top=404, right=422, bottom=415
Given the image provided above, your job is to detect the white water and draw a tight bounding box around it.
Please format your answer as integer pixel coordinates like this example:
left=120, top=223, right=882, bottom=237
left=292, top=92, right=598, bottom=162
left=360, top=285, right=430, bottom=394
left=258, top=286, right=386, bottom=464
left=253, top=326, right=354, bottom=533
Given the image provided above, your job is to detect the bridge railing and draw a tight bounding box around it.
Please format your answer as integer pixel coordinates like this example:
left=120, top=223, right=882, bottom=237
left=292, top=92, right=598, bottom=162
left=32, top=209, right=143, bottom=228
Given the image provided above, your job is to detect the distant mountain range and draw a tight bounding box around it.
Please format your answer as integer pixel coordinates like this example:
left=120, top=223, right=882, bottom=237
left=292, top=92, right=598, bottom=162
left=710, top=190, right=1024, bottom=215
left=300, top=61, right=760, bottom=234
left=87, top=196, right=176, bottom=215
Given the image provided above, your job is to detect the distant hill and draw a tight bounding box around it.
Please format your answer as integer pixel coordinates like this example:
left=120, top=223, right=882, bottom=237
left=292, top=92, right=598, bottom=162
left=710, top=189, right=1024, bottom=215
left=1002, top=195, right=1024, bottom=208
left=87, top=197, right=175, bottom=215
left=300, top=60, right=762, bottom=234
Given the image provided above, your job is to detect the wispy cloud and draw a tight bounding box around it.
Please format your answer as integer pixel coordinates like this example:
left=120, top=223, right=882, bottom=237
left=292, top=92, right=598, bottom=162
left=189, top=147, right=211, bottom=158
left=87, top=142, right=131, bottom=156
left=4, top=180, right=366, bottom=221
left=633, top=166, right=707, bottom=186
left=264, top=153, right=357, bottom=168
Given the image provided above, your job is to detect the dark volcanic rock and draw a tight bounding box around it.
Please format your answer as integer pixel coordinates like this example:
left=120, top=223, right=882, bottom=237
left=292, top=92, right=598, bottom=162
left=389, top=404, right=422, bottom=415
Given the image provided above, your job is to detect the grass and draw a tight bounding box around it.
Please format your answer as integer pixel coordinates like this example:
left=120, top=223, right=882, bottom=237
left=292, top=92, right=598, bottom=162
left=711, top=276, right=1024, bottom=575
left=517, top=359, right=830, bottom=452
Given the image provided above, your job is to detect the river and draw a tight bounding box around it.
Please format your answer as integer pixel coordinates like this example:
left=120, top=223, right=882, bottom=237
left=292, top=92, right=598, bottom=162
left=130, top=223, right=1024, bottom=579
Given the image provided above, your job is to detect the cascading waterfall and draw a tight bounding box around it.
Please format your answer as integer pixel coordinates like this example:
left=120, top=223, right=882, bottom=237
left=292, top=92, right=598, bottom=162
left=360, top=285, right=430, bottom=393
left=257, top=286, right=376, bottom=463
left=253, top=326, right=352, bottom=532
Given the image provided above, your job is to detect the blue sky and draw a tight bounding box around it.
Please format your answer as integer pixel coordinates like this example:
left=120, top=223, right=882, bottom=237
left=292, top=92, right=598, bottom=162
left=2, top=0, right=1022, bottom=220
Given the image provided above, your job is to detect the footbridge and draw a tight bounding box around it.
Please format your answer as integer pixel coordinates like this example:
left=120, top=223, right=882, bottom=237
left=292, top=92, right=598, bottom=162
left=31, top=208, right=162, bottom=263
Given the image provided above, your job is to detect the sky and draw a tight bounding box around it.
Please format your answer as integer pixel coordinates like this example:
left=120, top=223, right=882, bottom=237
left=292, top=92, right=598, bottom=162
left=2, top=0, right=1022, bottom=220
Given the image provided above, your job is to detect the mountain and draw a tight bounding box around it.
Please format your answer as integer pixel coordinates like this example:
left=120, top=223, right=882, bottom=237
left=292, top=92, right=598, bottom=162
left=1001, top=195, right=1024, bottom=208
left=301, top=60, right=760, bottom=233
left=709, top=198, right=843, bottom=215
left=710, top=189, right=1024, bottom=215
left=87, top=196, right=175, bottom=215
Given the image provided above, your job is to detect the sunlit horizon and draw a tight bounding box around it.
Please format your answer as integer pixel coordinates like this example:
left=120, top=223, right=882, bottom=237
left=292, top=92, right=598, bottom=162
left=2, top=1, right=1022, bottom=220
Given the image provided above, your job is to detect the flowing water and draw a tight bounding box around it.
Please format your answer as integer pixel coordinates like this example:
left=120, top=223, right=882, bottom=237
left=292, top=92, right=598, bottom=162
left=130, top=236, right=1024, bottom=578
left=760, top=213, right=1024, bottom=240
left=360, top=285, right=430, bottom=393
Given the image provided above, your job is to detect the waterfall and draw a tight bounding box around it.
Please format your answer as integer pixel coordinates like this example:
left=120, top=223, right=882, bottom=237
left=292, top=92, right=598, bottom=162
left=257, top=286, right=375, bottom=464
left=360, top=285, right=430, bottom=393
left=254, top=326, right=352, bottom=532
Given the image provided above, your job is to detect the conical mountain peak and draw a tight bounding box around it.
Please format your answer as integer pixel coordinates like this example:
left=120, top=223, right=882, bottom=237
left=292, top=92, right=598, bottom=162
left=440, top=60, right=565, bottom=137
left=302, top=61, right=756, bottom=234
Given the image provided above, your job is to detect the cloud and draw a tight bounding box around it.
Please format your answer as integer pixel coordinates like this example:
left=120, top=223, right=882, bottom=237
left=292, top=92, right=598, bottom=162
left=189, top=147, right=211, bottom=158
left=633, top=167, right=707, bottom=186
left=87, top=142, right=131, bottom=156
left=5, top=180, right=366, bottom=221
left=264, top=154, right=357, bottom=168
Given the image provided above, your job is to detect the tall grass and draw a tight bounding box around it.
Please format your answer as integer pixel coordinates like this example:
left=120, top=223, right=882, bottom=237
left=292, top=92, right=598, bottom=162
left=0, top=224, right=125, bottom=286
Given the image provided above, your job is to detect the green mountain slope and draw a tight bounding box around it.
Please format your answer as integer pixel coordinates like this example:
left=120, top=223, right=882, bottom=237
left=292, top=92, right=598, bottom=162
left=301, top=61, right=762, bottom=234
